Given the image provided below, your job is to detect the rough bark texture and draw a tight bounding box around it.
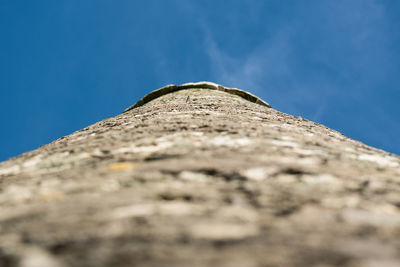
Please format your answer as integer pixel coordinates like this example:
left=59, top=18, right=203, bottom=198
left=1, top=84, right=400, bottom=267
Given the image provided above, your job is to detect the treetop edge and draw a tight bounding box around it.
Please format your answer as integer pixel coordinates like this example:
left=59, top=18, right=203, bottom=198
left=123, top=82, right=272, bottom=113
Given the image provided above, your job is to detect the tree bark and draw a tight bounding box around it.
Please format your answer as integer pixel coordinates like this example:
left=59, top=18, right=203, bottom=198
left=1, top=83, right=400, bottom=267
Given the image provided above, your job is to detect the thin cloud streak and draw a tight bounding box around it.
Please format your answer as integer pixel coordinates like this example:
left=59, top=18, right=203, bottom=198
left=202, top=23, right=329, bottom=119
left=197, top=1, right=391, bottom=103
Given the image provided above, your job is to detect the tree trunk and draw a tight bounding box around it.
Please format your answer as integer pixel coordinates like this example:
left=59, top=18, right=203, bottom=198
left=1, top=82, right=400, bottom=267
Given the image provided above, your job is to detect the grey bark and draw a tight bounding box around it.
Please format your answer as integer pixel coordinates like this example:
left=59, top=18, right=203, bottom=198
left=1, top=83, right=400, bottom=267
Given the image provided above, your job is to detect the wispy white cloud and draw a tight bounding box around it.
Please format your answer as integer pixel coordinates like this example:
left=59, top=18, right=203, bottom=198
left=204, top=27, right=293, bottom=91
left=201, top=21, right=329, bottom=119
left=195, top=0, right=392, bottom=118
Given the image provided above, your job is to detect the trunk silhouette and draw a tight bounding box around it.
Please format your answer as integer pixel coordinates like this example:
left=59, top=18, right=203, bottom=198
left=1, top=82, right=400, bottom=267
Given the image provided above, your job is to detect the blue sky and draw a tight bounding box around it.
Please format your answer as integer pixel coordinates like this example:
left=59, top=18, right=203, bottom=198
left=1, top=0, right=399, bottom=161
